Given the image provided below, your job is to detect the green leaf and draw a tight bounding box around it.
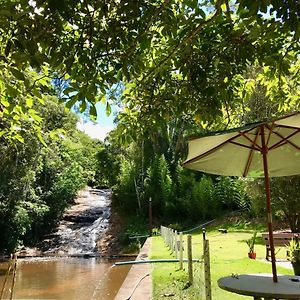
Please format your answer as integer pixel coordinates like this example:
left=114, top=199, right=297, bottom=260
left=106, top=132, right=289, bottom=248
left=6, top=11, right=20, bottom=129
left=10, top=68, right=25, bottom=81
left=39, top=77, right=49, bottom=86
left=6, top=85, right=19, bottom=97
left=106, top=102, right=111, bottom=116
left=15, top=134, right=24, bottom=143
left=65, top=97, right=77, bottom=109
left=0, top=130, right=5, bottom=138
left=65, top=56, right=74, bottom=71
left=195, top=7, right=206, bottom=18
left=140, top=36, right=151, bottom=51
left=32, top=89, right=42, bottom=99
left=63, top=87, right=77, bottom=95
left=80, top=100, right=87, bottom=112
left=89, top=105, right=97, bottom=117
left=1, top=99, right=9, bottom=107
left=26, top=97, right=34, bottom=108
left=28, top=109, right=43, bottom=123
left=0, top=10, right=11, bottom=17
left=5, top=40, right=12, bottom=57
left=37, top=131, right=47, bottom=146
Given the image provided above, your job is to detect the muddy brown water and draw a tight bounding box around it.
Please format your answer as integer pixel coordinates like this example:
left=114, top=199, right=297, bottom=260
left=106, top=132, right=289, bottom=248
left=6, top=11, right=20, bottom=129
left=0, top=188, right=131, bottom=299
left=0, top=258, right=130, bottom=299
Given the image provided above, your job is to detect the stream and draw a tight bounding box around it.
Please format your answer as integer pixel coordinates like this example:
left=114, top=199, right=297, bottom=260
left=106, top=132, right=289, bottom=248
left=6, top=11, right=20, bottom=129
left=0, top=188, right=130, bottom=299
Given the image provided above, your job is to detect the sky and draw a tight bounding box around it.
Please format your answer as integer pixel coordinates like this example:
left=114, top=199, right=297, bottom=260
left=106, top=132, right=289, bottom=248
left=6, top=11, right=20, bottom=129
left=76, top=102, right=117, bottom=141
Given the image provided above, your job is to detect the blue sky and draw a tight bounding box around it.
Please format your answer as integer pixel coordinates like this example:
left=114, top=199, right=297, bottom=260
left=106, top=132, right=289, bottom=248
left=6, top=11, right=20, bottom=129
left=76, top=102, right=117, bottom=141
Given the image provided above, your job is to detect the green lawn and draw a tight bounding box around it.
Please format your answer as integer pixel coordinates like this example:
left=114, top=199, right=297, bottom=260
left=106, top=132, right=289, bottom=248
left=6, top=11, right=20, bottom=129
left=150, top=229, right=293, bottom=299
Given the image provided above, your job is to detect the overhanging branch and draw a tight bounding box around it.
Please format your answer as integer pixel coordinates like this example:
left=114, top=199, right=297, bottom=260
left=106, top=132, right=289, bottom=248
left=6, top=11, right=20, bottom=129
left=123, top=0, right=171, bottom=60
left=141, top=0, right=222, bottom=83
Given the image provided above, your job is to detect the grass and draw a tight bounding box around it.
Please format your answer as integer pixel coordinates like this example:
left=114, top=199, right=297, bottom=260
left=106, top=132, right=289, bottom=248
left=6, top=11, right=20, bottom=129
left=150, top=228, right=294, bottom=299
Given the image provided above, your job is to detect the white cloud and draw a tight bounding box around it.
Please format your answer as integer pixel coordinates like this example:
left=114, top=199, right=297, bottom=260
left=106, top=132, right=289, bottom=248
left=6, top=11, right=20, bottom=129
left=76, top=121, right=114, bottom=141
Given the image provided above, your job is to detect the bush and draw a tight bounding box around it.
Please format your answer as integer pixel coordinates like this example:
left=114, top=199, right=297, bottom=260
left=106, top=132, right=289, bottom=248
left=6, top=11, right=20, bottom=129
left=42, top=161, right=85, bottom=228
left=118, top=215, right=148, bottom=245
left=144, top=155, right=172, bottom=218
left=190, top=175, right=215, bottom=221
left=113, top=158, right=139, bottom=214
left=214, top=177, right=250, bottom=213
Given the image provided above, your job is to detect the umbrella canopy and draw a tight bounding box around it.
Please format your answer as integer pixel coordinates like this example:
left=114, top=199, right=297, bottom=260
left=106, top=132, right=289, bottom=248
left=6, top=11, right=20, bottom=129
left=184, top=112, right=300, bottom=282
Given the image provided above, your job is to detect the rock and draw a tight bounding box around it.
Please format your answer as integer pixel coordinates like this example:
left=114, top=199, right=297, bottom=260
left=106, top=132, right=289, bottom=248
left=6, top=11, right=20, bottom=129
left=39, top=187, right=111, bottom=256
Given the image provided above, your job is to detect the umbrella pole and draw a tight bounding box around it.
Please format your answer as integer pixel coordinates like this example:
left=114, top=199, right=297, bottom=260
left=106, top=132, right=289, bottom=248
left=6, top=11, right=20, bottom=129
left=261, top=126, right=278, bottom=283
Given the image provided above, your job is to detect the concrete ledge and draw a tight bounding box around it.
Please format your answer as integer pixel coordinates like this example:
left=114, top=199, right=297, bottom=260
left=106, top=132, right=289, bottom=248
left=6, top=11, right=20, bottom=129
left=114, top=238, right=152, bottom=300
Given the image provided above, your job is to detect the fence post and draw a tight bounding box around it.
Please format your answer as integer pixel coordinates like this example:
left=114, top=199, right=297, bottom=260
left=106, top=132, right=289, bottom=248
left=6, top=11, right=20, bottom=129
left=170, top=229, right=174, bottom=253
left=203, top=229, right=212, bottom=300
left=179, top=232, right=183, bottom=269
left=174, top=230, right=178, bottom=258
left=187, top=235, right=193, bottom=285
left=149, top=197, right=152, bottom=237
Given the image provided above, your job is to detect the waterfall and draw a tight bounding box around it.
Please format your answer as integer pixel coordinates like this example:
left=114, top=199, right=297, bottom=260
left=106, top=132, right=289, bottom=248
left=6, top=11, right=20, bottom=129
left=43, top=188, right=111, bottom=256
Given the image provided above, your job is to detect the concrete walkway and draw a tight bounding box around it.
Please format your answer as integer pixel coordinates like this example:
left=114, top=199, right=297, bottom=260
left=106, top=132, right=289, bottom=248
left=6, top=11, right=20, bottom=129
left=259, top=258, right=293, bottom=270
left=115, top=238, right=152, bottom=300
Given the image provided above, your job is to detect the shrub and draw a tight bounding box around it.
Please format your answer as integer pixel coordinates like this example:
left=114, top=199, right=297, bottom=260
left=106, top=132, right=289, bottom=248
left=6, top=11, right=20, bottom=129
left=144, top=155, right=172, bottom=218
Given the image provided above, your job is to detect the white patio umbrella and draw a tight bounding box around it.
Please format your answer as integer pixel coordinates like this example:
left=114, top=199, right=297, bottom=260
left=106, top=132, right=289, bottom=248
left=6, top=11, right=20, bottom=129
left=184, top=112, right=300, bottom=282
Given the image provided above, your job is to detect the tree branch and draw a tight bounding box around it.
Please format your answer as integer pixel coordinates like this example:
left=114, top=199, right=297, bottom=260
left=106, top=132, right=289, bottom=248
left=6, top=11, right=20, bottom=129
left=225, top=0, right=231, bottom=20
left=123, top=0, right=171, bottom=60
left=141, top=0, right=222, bottom=83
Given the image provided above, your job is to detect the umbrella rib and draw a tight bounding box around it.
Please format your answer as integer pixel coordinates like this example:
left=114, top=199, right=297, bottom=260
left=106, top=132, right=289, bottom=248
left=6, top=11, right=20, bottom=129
left=276, top=124, right=300, bottom=130
left=228, top=141, right=260, bottom=151
left=266, top=125, right=300, bottom=151
left=266, top=122, right=274, bottom=147
left=184, top=131, right=247, bottom=165
left=239, top=132, right=262, bottom=150
left=243, top=128, right=260, bottom=177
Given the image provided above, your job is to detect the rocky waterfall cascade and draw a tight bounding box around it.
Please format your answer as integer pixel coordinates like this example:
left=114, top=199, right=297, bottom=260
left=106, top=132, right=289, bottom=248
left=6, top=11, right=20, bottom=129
left=42, top=187, right=111, bottom=256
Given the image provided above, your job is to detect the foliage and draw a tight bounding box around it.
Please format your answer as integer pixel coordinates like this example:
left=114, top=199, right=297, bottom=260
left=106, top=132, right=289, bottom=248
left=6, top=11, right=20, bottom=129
left=215, top=177, right=250, bottom=212
left=118, top=215, right=148, bottom=247
left=113, top=157, right=139, bottom=214
left=0, top=0, right=299, bottom=140
left=144, top=155, right=172, bottom=218
left=0, top=96, right=98, bottom=252
left=112, top=138, right=250, bottom=224
left=270, top=176, right=300, bottom=233
left=190, top=175, right=215, bottom=221
left=287, top=238, right=300, bottom=263
left=2, top=0, right=298, bottom=252
left=246, top=176, right=300, bottom=232
left=225, top=63, right=300, bottom=128
left=94, top=143, right=122, bottom=188
left=43, top=162, right=85, bottom=221
left=287, top=238, right=300, bottom=275
left=246, top=231, right=257, bottom=252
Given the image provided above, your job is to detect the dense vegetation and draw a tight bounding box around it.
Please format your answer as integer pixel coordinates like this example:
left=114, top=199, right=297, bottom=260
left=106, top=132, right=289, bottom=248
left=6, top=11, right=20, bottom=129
left=0, top=96, right=101, bottom=252
left=1, top=1, right=299, bottom=138
left=0, top=1, right=300, bottom=251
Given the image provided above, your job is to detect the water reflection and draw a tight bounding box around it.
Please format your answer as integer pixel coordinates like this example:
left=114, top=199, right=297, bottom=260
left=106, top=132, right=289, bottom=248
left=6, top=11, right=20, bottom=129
left=0, top=257, right=130, bottom=299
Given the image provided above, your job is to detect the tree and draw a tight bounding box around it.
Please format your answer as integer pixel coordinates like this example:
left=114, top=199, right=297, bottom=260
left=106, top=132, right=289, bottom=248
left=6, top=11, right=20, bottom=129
left=95, top=143, right=122, bottom=188
left=271, top=176, right=300, bottom=232
left=0, top=0, right=299, bottom=137
left=0, top=96, right=99, bottom=251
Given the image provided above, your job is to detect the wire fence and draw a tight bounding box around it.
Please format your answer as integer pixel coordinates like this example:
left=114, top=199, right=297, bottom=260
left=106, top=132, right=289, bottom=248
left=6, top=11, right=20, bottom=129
left=160, top=225, right=212, bottom=300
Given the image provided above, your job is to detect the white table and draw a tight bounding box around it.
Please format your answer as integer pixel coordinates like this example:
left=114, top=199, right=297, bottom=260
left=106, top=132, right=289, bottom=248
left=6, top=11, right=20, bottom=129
left=218, top=274, right=300, bottom=299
